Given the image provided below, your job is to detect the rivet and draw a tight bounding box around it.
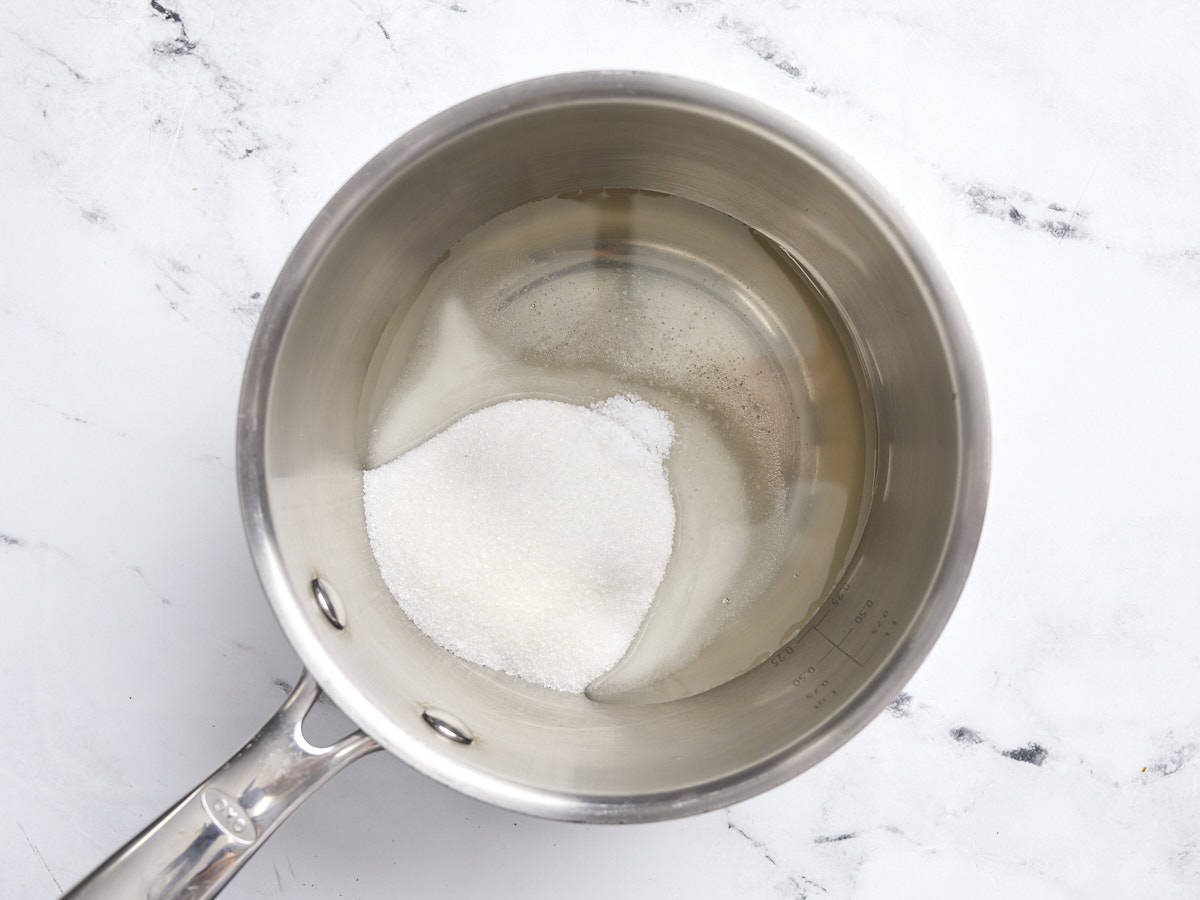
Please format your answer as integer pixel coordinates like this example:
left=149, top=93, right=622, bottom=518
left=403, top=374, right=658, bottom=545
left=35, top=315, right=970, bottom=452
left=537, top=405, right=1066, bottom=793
left=422, top=709, right=473, bottom=745
left=311, top=577, right=345, bottom=630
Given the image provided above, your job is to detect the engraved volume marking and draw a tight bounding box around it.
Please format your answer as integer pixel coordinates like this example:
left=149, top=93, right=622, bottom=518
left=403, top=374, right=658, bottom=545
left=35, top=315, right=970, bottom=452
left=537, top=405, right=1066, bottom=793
left=201, top=787, right=255, bottom=844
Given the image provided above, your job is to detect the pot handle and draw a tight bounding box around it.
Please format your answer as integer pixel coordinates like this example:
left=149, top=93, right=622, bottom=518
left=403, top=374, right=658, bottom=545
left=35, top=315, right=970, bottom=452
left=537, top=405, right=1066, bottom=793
left=62, top=670, right=379, bottom=899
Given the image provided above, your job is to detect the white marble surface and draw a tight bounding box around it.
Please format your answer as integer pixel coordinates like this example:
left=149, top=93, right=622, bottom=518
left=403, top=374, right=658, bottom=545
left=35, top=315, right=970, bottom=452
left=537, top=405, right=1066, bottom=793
left=3, top=1, right=1199, bottom=896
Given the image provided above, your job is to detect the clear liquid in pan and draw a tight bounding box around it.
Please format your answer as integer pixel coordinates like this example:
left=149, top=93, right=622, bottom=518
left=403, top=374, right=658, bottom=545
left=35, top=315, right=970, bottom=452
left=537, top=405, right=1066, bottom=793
left=360, top=189, right=874, bottom=704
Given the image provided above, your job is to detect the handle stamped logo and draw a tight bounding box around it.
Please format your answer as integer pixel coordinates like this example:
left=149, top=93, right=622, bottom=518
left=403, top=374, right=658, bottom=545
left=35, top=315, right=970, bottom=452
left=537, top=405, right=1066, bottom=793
left=201, top=787, right=256, bottom=844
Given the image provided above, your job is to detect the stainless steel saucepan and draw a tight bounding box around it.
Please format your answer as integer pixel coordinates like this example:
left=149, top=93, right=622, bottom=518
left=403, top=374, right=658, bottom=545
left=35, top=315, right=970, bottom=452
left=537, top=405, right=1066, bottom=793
left=65, top=72, right=989, bottom=898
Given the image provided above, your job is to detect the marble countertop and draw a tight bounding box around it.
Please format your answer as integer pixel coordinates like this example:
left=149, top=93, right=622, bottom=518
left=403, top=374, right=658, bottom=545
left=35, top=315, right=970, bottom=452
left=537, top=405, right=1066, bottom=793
left=3, top=1, right=1199, bottom=897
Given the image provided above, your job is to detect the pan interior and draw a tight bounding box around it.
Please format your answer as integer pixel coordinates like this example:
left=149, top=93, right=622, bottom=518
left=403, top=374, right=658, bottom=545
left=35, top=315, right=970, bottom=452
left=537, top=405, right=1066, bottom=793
left=360, top=188, right=873, bottom=704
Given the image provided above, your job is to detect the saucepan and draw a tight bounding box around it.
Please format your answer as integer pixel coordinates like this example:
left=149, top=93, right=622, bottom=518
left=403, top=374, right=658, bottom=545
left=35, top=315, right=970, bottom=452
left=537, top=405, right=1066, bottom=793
left=65, top=72, right=989, bottom=898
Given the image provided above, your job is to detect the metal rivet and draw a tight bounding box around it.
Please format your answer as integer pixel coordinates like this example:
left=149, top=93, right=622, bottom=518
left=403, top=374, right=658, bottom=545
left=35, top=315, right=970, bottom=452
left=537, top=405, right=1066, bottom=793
left=311, top=577, right=345, bottom=630
left=422, top=709, right=473, bottom=745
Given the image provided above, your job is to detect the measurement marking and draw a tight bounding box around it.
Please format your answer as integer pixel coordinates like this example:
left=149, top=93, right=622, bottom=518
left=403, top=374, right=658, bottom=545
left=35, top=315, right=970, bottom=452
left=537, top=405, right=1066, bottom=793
left=814, top=627, right=862, bottom=667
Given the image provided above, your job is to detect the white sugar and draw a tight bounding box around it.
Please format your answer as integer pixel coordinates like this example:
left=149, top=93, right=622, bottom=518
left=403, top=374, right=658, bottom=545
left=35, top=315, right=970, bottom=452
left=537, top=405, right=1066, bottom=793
left=590, top=393, right=675, bottom=458
left=363, top=395, right=675, bottom=692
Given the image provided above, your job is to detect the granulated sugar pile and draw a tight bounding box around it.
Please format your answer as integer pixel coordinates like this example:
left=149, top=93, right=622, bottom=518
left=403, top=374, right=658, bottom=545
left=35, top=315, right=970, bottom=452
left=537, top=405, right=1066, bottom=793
left=363, top=395, right=675, bottom=692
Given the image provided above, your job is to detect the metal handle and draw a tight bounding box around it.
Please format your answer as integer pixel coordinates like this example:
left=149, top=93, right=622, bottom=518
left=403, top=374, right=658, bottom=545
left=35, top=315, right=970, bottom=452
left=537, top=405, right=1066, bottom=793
left=62, top=671, right=379, bottom=899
